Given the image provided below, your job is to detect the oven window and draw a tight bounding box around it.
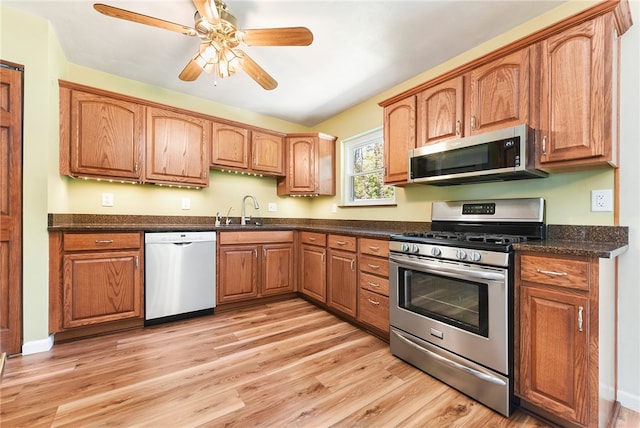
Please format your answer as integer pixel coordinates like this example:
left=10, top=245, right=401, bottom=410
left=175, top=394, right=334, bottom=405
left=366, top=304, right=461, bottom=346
left=399, top=267, right=489, bottom=337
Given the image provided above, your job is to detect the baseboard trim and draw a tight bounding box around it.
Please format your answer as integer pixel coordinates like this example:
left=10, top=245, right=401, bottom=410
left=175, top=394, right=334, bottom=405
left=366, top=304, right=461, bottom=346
left=21, top=335, right=54, bottom=356
left=618, top=389, right=640, bottom=413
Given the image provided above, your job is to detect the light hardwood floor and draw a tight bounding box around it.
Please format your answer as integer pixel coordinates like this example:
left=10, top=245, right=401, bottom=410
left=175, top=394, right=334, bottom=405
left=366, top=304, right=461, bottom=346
left=1, top=298, right=638, bottom=427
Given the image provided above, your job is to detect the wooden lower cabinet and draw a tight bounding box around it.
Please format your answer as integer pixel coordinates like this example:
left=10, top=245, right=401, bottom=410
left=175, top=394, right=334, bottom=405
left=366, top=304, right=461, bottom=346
left=299, top=232, right=327, bottom=302
left=49, top=232, right=144, bottom=338
left=357, top=238, right=390, bottom=335
left=327, top=235, right=358, bottom=318
left=217, top=231, right=294, bottom=304
left=516, top=252, right=617, bottom=428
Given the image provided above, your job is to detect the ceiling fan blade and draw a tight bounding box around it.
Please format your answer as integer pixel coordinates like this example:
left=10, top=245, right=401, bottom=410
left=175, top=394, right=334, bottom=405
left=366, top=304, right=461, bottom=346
left=237, top=27, right=313, bottom=46
left=94, top=4, right=197, bottom=36
left=179, top=53, right=205, bottom=81
left=193, top=0, right=219, bottom=24
left=179, top=59, right=203, bottom=81
left=236, top=50, right=278, bottom=90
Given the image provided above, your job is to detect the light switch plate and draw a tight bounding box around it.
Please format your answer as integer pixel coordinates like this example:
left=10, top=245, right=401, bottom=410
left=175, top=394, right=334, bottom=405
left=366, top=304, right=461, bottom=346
left=101, top=192, right=114, bottom=207
left=181, top=197, right=191, bottom=210
left=267, top=202, right=277, bottom=212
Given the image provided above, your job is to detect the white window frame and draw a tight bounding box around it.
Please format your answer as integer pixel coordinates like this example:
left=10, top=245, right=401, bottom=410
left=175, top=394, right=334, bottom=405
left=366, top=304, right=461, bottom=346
left=341, top=126, right=395, bottom=207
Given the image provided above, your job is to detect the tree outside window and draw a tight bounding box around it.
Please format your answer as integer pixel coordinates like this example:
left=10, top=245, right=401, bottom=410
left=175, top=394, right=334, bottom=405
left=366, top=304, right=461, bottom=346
left=342, top=127, right=395, bottom=206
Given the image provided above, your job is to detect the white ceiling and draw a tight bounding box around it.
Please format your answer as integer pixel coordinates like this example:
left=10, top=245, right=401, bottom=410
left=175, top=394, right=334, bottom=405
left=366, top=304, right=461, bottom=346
left=4, top=0, right=565, bottom=127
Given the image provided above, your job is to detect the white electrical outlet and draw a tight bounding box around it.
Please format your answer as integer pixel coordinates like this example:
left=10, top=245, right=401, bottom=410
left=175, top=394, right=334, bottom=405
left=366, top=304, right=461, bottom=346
left=331, top=203, right=338, bottom=213
left=268, top=202, right=277, bottom=212
left=181, top=197, right=191, bottom=210
left=101, top=192, right=114, bottom=207
left=591, top=189, right=613, bottom=212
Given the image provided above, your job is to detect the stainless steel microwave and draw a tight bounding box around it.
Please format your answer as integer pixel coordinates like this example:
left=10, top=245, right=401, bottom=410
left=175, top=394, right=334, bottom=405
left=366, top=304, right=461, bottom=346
left=409, top=124, right=547, bottom=185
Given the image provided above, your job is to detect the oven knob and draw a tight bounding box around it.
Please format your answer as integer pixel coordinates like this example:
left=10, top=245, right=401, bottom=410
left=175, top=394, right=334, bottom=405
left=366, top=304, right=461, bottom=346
left=411, top=244, right=420, bottom=254
left=430, top=247, right=441, bottom=257
left=470, top=251, right=482, bottom=262
left=456, top=250, right=467, bottom=260
left=401, top=243, right=410, bottom=252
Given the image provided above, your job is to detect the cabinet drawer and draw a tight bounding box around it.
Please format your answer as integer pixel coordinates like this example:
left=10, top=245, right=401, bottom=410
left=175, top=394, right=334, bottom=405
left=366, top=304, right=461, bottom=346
left=359, top=254, right=389, bottom=277
left=520, top=254, right=591, bottom=291
left=358, top=288, right=389, bottom=333
left=359, top=238, right=389, bottom=258
left=359, top=271, right=389, bottom=296
left=300, top=231, right=326, bottom=247
left=328, top=234, right=357, bottom=252
left=63, top=232, right=141, bottom=252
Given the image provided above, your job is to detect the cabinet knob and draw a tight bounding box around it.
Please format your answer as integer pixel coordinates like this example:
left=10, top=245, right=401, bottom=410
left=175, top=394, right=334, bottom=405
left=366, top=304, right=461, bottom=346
left=542, top=136, right=548, bottom=156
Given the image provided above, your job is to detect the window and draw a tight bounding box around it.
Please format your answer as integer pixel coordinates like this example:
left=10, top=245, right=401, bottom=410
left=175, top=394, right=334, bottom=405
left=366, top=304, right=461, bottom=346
left=341, top=127, right=395, bottom=206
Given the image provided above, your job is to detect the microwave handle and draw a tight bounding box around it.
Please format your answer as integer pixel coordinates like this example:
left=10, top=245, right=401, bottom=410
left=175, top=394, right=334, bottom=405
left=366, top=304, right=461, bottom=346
left=389, top=255, right=505, bottom=281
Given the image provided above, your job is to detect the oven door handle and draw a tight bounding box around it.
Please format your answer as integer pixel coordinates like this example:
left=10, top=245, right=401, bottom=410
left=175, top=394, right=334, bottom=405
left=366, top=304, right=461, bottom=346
left=389, top=256, right=505, bottom=281
left=392, top=330, right=507, bottom=386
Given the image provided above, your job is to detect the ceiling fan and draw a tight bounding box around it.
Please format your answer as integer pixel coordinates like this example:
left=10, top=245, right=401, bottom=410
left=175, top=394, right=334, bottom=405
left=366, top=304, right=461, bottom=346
left=93, top=0, right=314, bottom=90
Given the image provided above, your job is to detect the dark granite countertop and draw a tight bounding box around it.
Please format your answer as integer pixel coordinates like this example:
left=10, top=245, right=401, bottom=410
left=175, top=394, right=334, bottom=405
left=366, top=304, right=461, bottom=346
left=513, top=225, right=629, bottom=258
left=47, top=214, right=427, bottom=239
left=48, top=215, right=629, bottom=257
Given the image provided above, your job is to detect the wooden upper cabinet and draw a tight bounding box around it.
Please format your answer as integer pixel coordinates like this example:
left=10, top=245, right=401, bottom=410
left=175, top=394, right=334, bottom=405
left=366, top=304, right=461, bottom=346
left=145, top=106, right=210, bottom=187
left=211, top=123, right=250, bottom=170
left=417, top=76, right=464, bottom=146
left=383, top=96, right=416, bottom=184
left=277, top=133, right=336, bottom=196
left=63, top=88, right=143, bottom=180
left=466, top=47, right=531, bottom=135
left=251, top=130, right=284, bottom=175
left=538, top=14, right=618, bottom=169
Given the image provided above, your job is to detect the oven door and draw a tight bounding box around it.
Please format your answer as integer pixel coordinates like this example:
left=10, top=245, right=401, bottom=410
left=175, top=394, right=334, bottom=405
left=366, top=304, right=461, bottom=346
left=389, top=253, right=510, bottom=375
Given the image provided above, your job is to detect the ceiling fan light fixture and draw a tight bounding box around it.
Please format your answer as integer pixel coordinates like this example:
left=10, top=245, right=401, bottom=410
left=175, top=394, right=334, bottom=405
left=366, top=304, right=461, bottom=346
left=217, top=47, right=240, bottom=78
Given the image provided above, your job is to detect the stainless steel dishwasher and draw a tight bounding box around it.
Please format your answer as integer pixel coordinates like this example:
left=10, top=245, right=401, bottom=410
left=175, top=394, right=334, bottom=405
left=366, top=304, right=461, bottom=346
left=144, top=231, right=216, bottom=324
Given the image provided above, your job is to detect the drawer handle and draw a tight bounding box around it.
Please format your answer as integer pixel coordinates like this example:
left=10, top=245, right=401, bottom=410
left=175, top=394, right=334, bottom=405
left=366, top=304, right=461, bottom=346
left=578, top=306, right=584, bottom=332
left=536, top=268, right=568, bottom=277
left=368, top=246, right=380, bottom=251
left=95, top=240, right=114, bottom=245
left=336, top=240, right=347, bottom=245
left=308, top=237, right=317, bottom=241
left=367, top=264, right=380, bottom=270
left=367, top=298, right=380, bottom=306
left=367, top=281, right=380, bottom=288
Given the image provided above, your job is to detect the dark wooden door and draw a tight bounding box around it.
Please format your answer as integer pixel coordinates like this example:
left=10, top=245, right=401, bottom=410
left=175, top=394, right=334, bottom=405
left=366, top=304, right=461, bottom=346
left=0, top=63, right=23, bottom=356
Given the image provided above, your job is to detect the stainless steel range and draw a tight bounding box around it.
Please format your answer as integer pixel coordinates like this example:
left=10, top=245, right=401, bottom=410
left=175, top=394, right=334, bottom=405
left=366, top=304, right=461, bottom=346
left=389, top=198, right=545, bottom=417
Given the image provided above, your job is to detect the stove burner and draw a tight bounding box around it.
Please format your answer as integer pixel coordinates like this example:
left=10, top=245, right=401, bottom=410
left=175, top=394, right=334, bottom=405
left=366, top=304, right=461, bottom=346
left=396, top=231, right=531, bottom=248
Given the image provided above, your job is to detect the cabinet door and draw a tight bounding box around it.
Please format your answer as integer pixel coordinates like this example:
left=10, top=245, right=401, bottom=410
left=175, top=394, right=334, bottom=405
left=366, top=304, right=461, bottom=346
left=417, top=76, right=464, bottom=146
left=69, top=90, right=143, bottom=180
left=538, top=15, right=615, bottom=167
left=383, top=97, right=416, bottom=184
left=467, top=48, right=531, bottom=134
left=327, top=249, right=357, bottom=317
left=287, top=136, right=317, bottom=193
left=62, top=250, right=142, bottom=328
left=211, top=123, right=250, bottom=169
left=218, top=245, right=258, bottom=303
left=251, top=131, right=284, bottom=175
left=519, top=285, right=589, bottom=426
left=261, top=243, right=294, bottom=296
left=299, top=244, right=326, bottom=302
left=145, top=107, right=210, bottom=187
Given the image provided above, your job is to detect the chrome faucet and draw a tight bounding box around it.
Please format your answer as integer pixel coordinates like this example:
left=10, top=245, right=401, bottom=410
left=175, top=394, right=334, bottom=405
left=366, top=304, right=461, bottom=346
left=241, top=195, right=260, bottom=225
